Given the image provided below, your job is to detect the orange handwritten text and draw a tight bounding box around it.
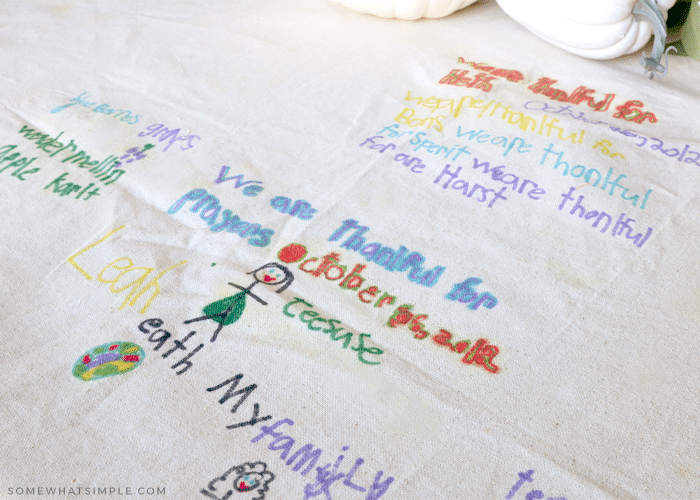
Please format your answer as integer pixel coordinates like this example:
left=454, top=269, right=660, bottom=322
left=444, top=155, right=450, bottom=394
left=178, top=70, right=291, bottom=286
left=457, top=59, right=525, bottom=83
left=388, top=304, right=500, bottom=373
left=452, top=57, right=660, bottom=124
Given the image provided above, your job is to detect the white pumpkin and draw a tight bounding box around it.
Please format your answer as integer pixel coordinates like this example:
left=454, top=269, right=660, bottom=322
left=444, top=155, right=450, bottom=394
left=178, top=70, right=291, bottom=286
left=329, top=0, right=479, bottom=20
left=495, top=0, right=676, bottom=60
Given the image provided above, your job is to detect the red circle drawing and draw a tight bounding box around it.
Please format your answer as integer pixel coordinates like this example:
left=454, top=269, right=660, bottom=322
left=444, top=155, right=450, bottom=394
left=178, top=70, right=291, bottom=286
left=277, top=243, right=307, bottom=263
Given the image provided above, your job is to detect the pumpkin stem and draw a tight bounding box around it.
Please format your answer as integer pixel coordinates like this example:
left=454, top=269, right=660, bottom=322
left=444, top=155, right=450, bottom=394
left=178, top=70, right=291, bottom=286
left=632, top=0, right=672, bottom=79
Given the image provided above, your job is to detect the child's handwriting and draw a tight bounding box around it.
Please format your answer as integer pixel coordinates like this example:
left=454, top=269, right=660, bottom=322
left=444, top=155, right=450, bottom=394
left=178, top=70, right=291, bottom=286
left=138, top=123, right=200, bottom=152
left=50, top=91, right=141, bottom=124
left=68, top=226, right=187, bottom=314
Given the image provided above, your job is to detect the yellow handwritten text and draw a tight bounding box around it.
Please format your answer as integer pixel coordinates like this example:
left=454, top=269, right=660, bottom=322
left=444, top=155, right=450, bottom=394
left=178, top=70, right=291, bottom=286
left=403, top=91, right=585, bottom=144
left=592, top=139, right=625, bottom=160
left=67, top=226, right=187, bottom=313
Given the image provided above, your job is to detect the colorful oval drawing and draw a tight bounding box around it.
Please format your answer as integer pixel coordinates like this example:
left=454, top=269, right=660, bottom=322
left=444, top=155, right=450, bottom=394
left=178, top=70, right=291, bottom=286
left=72, top=342, right=145, bottom=381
